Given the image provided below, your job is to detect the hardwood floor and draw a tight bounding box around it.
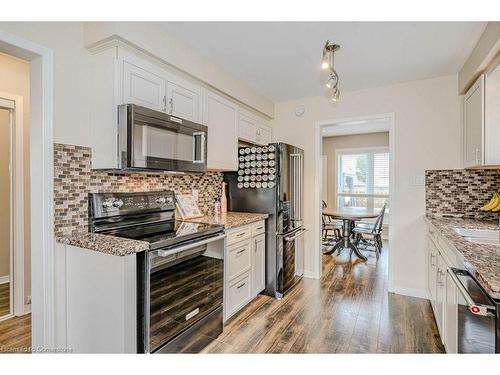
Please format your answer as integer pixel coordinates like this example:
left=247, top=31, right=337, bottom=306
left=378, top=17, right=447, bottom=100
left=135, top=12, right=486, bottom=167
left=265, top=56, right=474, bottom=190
left=203, top=245, right=445, bottom=353
left=0, top=281, right=31, bottom=354
left=0, top=245, right=444, bottom=354
left=0, top=314, right=31, bottom=353
left=0, top=282, right=9, bottom=318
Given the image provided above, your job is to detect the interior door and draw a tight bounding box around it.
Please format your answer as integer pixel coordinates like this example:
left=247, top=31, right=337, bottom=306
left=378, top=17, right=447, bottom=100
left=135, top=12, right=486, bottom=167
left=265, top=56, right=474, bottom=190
left=123, top=61, right=166, bottom=112
left=166, top=81, right=200, bottom=122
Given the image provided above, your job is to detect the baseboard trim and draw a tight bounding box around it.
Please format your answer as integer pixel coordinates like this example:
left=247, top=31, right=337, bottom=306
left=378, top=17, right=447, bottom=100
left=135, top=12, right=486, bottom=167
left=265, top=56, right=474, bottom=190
left=22, top=304, right=31, bottom=315
left=0, top=314, right=13, bottom=322
left=392, top=286, right=429, bottom=300
left=0, top=275, right=9, bottom=284
left=303, top=270, right=320, bottom=280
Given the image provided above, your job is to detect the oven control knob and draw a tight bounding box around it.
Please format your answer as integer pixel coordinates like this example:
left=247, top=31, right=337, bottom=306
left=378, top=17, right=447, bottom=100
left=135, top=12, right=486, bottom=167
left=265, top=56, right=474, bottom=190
left=112, top=199, right=124, bottom=208
left=102, top=201, right=113, bottom=209
left=156, top=197, right=167, bottom=204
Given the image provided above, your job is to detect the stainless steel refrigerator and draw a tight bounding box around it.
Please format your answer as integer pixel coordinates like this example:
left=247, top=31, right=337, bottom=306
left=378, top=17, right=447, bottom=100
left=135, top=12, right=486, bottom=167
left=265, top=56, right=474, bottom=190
left=224, top=143, right=305, bottom=299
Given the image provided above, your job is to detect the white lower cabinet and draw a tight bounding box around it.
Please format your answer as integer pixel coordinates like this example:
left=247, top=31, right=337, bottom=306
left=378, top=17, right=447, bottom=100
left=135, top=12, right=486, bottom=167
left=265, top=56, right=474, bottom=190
left=444, top=269, right=458, bottom=353
left=226, top=271, right=252, bottom=319
left=435, top=254, right=446, bottom=335
left=252, top=233, right=266, bottom=296
left=427, top=222, right=463, bottom=353
left=224, top=220, right=266, bottom=321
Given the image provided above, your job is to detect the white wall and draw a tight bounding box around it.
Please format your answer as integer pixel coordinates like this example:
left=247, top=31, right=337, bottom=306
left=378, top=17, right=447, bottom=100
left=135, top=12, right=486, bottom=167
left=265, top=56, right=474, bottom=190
left=0, top=22, right=274, bottom=148
left=322, top=132, right=389, bottom=209
left=271, top=75, right=462, bottom=297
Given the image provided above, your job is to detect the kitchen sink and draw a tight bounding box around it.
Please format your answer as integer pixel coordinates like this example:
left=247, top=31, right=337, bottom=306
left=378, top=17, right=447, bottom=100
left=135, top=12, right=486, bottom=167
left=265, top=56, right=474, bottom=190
left=454, top=228, right=500, bottom=246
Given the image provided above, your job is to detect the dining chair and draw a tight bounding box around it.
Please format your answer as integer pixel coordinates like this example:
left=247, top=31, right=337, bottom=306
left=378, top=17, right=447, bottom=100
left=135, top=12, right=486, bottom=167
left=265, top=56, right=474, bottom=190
left=322, top=201, right=341, bottom=245
left=352, top=203, right=387, bottom=259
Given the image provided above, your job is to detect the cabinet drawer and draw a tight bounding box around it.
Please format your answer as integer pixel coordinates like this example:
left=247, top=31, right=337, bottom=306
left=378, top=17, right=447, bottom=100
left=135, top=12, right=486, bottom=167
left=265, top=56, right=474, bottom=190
left=226, top=225, right=252, bottom=245
left=252, top=221, right=265, bottom=236
left=227, top=239, right=251, bottom=281
left=226, top=271, right=252, bottom=318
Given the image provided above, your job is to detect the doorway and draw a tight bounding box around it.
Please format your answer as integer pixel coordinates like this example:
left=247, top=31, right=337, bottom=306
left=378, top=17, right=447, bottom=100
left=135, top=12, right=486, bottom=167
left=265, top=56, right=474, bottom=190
left=0, top=103, right=14, bottom=320
left=315, top=114, right=395, bottom=290
left=0, top=30, right=54, bottom=351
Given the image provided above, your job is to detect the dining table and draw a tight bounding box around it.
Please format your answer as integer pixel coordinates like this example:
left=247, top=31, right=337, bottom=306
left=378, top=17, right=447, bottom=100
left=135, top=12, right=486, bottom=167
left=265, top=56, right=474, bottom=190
left=322, top=207, right=379, bottom=261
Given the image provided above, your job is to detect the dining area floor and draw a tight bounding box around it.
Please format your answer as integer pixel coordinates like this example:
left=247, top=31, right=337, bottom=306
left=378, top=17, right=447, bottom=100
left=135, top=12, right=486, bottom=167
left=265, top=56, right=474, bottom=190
left=203, top=244, right=444, bottom=353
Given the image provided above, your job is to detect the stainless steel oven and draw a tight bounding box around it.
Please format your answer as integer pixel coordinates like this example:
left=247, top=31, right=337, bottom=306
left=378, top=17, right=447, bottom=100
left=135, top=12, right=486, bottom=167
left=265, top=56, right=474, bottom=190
left=90, top=191, right=225, bottom=354
left=448, top=267, right=499, bottom=353
left=138, top=233, right=225, bottom=353
left=118, top=104, right=207, bottom=173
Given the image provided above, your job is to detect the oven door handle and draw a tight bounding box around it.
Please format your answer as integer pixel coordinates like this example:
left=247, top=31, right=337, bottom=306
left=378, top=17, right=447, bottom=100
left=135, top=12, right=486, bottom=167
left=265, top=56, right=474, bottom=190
left=448, top=267, right=496, bottom=317
left=151, top=233, right=226, bottom=258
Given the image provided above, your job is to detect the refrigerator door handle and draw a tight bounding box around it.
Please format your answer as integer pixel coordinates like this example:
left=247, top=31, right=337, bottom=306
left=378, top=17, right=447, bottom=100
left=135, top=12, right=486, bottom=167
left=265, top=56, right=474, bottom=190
left=284, top=228, right=307, bottom=242
left=290, top=153, right=303, bottom=221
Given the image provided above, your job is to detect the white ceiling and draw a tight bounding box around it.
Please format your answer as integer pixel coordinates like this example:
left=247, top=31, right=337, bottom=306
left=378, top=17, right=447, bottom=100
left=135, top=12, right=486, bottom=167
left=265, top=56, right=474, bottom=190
left=160, top=22, right=487, bottom=102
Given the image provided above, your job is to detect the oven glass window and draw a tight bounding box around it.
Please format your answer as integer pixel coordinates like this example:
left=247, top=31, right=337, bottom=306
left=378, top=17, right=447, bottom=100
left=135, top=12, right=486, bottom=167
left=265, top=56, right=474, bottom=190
left=148, top=248, right=223, bottom=352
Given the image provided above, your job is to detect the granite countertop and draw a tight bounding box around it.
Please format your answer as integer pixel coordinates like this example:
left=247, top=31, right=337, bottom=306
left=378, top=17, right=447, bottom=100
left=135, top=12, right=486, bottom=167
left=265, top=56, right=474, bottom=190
left=184, top=211, right=268, bottom=229
left=425, top=216, right=500, bottom=299
left=56, top=212, right=268, bottom=256
left=56, top=230, right=150, bottom=256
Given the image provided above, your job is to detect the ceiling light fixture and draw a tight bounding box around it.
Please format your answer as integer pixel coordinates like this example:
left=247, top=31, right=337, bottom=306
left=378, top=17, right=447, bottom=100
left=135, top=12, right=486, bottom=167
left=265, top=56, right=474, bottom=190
left=321, top=40, right=341, bottom=102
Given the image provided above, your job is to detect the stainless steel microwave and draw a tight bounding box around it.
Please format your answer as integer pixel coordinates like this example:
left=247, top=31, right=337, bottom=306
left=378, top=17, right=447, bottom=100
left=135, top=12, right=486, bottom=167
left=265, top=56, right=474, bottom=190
left=117, top=104, right=207, bottom=173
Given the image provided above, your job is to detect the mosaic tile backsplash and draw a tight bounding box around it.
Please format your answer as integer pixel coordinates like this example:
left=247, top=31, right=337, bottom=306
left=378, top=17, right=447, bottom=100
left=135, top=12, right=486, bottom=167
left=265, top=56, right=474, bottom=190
left=425, top=169, right=500, bottom=220
left=54, top=143, right=223, bottom=237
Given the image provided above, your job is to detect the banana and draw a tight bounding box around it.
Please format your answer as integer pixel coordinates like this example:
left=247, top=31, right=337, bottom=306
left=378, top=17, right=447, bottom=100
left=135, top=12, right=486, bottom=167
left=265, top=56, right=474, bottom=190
left=480, top=192, right=500, bottom=211
left=492, top=197, right=500, bottom=212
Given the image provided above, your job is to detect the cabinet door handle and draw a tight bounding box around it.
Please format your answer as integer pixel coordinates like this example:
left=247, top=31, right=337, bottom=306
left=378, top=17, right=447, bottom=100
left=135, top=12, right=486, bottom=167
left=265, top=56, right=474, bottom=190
left=236, top=232, right=245, bottom=237
left=430, top=253, right=436, bottom=267
left=237, top=282, right=246, bottom=289
left=236, top=249, right=245, bottom=254
left=169, top=98, right=173, bottom=114
left=162, top=95, right=167, bottom=112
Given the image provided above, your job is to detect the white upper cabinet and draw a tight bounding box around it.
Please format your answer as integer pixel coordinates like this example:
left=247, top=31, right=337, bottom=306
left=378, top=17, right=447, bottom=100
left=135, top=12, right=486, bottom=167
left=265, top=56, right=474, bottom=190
left=166, top=80, right=200, bottom=122
left=463, top=69, right=500, bottom=168
left=122, top=61, right=167, bottom=112
left=120, top=50, right=201, bottom=121
left=484, top=65, right=500, bottom=165
left=238, top=109, right=273, bottom=145
left=203, top=89, right=238, bottom=171
left=238, top=113, right=257, bottom=142
left=463, top=75, right=484, bottom=168
left=89, top=44, right=269, bottom=171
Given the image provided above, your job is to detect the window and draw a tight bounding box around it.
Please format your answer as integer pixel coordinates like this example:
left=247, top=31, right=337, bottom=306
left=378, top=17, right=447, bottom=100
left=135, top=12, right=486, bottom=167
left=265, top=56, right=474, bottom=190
left=337, top=148, right=389, bottom=220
